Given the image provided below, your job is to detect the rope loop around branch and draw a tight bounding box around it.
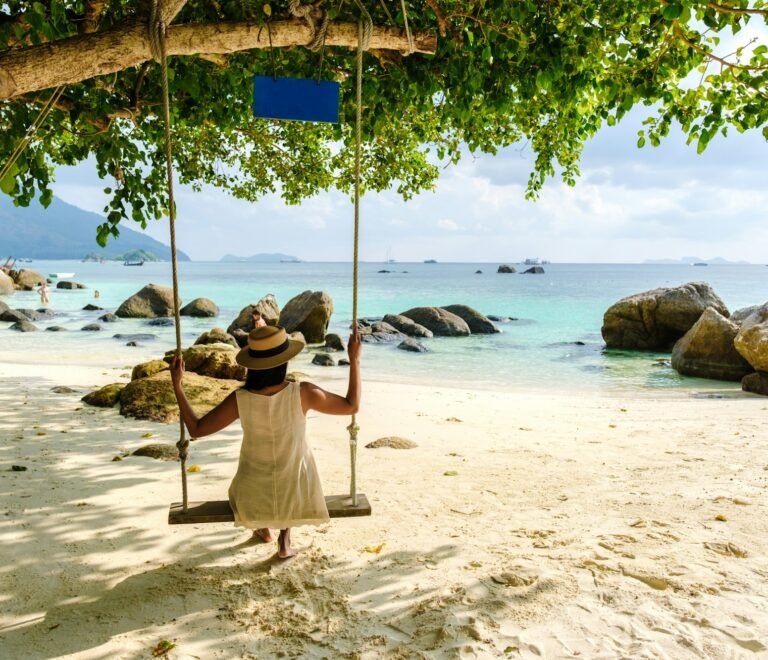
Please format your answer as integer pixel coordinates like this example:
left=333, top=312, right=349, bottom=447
left=289, top=0, right=330, bottom=52
left=148, top=0, right=164, bottom=62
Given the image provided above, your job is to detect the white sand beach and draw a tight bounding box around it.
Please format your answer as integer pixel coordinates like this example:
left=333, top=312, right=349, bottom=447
left=1, top=362, right=767, bottom=658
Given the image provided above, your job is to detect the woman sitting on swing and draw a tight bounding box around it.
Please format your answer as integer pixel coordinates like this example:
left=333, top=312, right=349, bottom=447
left=170, top=313, right=361, bottom=559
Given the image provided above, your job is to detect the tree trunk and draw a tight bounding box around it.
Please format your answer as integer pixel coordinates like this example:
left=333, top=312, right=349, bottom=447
left=0, top=19, right=437, bottom=100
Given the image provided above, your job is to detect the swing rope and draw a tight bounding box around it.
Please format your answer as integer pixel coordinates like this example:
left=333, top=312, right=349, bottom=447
left=347, top=4, right=372, bottom=505
left=150, top=1, right=190, bottom=511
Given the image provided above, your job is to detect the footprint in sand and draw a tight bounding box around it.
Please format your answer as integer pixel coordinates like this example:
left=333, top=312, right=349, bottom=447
left=704, top=541, right=748, bottom=558
left=491, top=571, right=538, bottom=588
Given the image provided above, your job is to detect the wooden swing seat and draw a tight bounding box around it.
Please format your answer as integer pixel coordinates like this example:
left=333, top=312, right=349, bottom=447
left=168, top=493, right=371, bottom=524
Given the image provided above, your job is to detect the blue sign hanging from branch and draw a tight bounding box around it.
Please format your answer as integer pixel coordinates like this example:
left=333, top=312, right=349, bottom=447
left=253, top=75, right=340, bottom=124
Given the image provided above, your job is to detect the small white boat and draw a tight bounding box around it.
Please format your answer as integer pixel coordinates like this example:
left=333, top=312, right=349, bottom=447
left=48, top=272, right=75, bottom=279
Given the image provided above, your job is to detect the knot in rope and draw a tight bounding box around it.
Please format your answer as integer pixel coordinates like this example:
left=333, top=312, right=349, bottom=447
left=176, top=437, right=190, bottom=461
left=148, top=0, right=166, bottom=62
left=288, top=0, right=330, bottom=52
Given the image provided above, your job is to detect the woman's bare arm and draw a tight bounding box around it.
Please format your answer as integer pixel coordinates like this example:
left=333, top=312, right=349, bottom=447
left=170, top=356, right=239, bottom=437
left=301, top=332, right=361, bottom=415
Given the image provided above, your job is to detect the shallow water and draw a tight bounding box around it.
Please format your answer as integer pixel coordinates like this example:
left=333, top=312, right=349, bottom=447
left=2, top=260, right=766, bottom=392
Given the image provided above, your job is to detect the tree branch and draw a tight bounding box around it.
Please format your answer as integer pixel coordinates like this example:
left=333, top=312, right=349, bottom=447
left=425, top=0, right=449, bottom=38
left=0, top=18, right=437, bottom=100
left=706, top=2, right=768, bottom=17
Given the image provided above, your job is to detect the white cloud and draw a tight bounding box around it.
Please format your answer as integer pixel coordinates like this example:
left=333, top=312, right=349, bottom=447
left=436, top=218, right=461, bottom=232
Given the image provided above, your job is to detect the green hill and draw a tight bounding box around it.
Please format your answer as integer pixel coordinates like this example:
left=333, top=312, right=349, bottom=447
left=0, top=195, right=190, bottom=261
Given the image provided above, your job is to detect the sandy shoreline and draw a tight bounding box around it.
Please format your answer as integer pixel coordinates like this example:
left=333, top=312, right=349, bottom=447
left=1, top=361, right=767, bottom=658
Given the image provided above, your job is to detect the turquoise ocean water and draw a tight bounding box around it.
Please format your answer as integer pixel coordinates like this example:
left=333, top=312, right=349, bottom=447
left=1, top=260, right=766, bottom=392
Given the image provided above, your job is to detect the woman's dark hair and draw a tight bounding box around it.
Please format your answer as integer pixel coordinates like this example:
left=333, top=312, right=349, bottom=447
left=243, top=363, right=288, bottom=391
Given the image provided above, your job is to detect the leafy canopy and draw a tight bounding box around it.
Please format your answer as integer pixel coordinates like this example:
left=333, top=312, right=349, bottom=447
left=0, top=0, right=766, bottom=245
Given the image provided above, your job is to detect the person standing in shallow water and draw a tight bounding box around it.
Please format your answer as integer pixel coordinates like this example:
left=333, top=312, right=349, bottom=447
left=37, top=280, right=50, bottom=305
left=170, top=324, right=362, bottom=559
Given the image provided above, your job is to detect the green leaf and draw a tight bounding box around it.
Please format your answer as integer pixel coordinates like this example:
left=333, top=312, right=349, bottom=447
left=40, top=188, right=53, bottom=208
left=662, top=4, right=683, bottom=21
left=0, top=174, right=16, bottom=195
left=637, top=137, right=646, bottom=148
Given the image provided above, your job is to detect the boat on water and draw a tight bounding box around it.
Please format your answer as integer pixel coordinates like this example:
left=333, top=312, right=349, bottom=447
left=123, top=259, right=145, bottom=266
left=693, top=262, right=708, bottom=266
left=523, top=258, right=540, bottom=265
left=424, top=259, right=437, bottom=263
left=48, top=272, right=75, bottom=278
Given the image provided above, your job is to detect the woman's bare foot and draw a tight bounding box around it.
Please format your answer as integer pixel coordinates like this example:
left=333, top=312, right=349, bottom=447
left=252, top=528, right=274, bottom=543
left=277, top=529, right=297, bottom=559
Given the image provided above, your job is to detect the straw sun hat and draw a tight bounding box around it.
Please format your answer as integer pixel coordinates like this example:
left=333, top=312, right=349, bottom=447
left=235, top=325, right=305, bottom=370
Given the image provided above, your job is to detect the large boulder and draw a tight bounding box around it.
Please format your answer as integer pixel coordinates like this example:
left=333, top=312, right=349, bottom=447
left=131, top=359, right=170, bottom=381
left=398, top=338, right=428, bottom=353
left=163, top=343, right=246, bottom=380
left=731, top=305, right=762, bottom=325
left=10, top=319, right=37, bottom=332
left=497, top=264, right=516, bottom=274
left=194, top=327, right=238, bottom=348
left=119, top=371, right=240, bottom=423
left=399, top=306, right=470, bottom=337
left=180, top=297, right=219, bottom=317
left=11, top=269, right=45, bottom=290
left=279, top=290, right=334, bottom=343
left=226, top=294, right=280, bottom=334
left=0, top=271, right=14, bottom=295
left=382, top=313, right=433, bottom=338
left=15, top=308, right=43, bottom=321
left=115, top=284, right=176, bottom=318
left=671, top=308, right=753, bottom=381
left=359, top=321, right=406, bottom=343
left=56, top=281, right=87, bottom=290
left=601, top=282, right=729, bottom=350
left=523, top=266, right=545, bottom=274
left=442, top=304, right=499, bottom=334
left=312, top=353, right=336, bottom=366
left=82, top=383, right=125, bottom=407
left=0, top=308, right=29, bottom=323
left=324, top=333, right=346, bottom=351
left=734, top=304, right=768, bottom=372
left=742, top=371, right=768, bottom=396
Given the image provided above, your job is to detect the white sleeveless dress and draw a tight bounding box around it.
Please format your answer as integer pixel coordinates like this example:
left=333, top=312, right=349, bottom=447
left=228, top=382, right=330, bottom=529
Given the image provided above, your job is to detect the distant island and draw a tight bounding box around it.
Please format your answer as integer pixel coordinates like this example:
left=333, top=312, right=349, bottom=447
left=82, top=249, right=162, bottom=263
left=220, top=253, right=301, bottom=263
left=643, top=256, right=751, bottom=265
left=0, top=195, right=190, bottom=261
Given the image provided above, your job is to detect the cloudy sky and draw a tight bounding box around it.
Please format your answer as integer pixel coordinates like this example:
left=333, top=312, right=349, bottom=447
left=55, top=101, right=767, bottom=264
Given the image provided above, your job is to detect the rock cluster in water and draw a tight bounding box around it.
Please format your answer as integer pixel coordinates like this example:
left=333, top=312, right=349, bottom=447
left=601, top=282, right=768, bottom=395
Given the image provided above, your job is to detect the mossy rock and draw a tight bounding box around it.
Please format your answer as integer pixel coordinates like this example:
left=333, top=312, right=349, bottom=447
left=119, top=371, right=240, bottom=423
left=82, top=383, right=125, bottom=407
left=131, top=444, right=179, bottom=461
left=131, top=359, right=170, bottom=381
left=163, top=343, right=246, bottom=380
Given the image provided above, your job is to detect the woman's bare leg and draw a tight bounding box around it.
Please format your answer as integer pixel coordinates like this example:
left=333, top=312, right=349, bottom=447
left=277, top=528, right=297, bottom=558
